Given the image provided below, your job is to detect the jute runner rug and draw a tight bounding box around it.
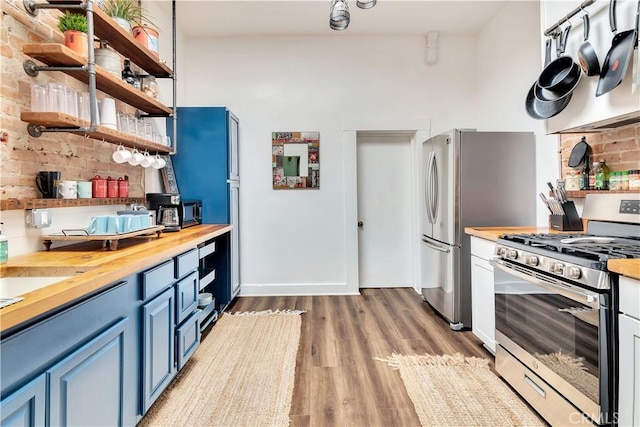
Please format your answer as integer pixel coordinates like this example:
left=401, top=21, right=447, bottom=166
left=139, top=309, right=304, bottom=427
left=376, top=353, right=544, bottom=426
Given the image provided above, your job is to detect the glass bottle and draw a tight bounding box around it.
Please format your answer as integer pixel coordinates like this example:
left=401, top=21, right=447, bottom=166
left=588, top=162, right=598, bottom=190
left=121, top=59, right=140, bottom=89
left=594, top=160, right=610, bottom=190
left=579, top=161, right=590, bottom=190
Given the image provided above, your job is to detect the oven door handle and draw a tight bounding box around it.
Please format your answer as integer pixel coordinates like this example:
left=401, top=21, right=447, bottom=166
left=490, top=258, right=600, bottom=309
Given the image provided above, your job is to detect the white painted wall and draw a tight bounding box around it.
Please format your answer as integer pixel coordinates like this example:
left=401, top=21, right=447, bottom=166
left=475, top=0, right=560, bottom=226
left=180, top=35, right=478, bottom=294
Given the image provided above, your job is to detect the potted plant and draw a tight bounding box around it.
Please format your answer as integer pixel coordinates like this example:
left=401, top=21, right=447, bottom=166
left=99, top=0, right=155, bottom=33
left=58, top=12, right=88, bottom=57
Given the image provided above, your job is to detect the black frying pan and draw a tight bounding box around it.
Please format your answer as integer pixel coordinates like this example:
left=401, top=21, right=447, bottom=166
left=538, top=25, right=581, bottom=94
left=578, top=14, right=600, bottom=76
left=568, top=136, right=590, bottom=167
left=596, top=0, right=638, bottom=96
left=526, top=37, right=573, bottom=119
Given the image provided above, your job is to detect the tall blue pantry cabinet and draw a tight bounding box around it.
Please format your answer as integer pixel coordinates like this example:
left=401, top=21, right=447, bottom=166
left=169, top=107, right=240, bottom=313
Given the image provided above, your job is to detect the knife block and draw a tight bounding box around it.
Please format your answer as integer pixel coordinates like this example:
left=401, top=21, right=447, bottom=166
left=550, top=201, right=583, bottom=231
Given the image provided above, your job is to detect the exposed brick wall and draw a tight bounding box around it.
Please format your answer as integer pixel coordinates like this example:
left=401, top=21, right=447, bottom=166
left=0, top=0, right=144, bottom=199
left=560, top=124, right=640, bottom=175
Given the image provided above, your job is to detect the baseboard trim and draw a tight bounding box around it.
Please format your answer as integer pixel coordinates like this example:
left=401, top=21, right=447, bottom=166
left=239, top=283, right=360, bottom=297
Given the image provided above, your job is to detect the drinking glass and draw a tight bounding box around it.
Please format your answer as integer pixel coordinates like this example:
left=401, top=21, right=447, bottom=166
left=65, top=88, right=78, bottom=118
left=78, top=92, right=91, bottom=122
left=30, top=84, right=48, bottom=112
left=48, top=83, right=67, bottom=114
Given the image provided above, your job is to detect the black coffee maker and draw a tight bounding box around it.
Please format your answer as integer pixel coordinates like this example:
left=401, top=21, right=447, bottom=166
left=146, top=193, right=181, bottom=232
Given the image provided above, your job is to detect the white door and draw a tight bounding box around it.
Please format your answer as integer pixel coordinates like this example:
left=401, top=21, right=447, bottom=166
left=357, top=133, right=413, bottom=288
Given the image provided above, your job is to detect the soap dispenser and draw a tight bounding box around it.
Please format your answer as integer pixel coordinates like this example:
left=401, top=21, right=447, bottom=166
left=0, top=222, right=7, bottom=264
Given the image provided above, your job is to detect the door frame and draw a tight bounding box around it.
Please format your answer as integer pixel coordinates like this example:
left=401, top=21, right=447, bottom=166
left=342, top=117, right=430, bottom=294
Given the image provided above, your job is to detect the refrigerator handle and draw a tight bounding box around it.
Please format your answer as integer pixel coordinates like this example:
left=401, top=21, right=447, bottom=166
left=425, top=152, right=435, bottom=224
left=430, top=152, right=439, bottom=224
left=421, top=236, right=451, bottom=253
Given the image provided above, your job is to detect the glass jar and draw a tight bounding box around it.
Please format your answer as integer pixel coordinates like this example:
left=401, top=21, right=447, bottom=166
left=588, top=162, right=599, bottom=190
left=579, top=162, right=590, bottom=190
left=141, top=75, right=158, bottom=98
left=620, top=171, right=629, bottom=191
left=629, top=170, right=640, bottom=190
left=609, top=172, right=619, bottom=191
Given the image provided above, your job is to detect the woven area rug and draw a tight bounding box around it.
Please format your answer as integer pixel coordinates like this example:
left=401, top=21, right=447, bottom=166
left=376, top=353, right=544, bottom=427
left=139, top=309, right=304, bottom=427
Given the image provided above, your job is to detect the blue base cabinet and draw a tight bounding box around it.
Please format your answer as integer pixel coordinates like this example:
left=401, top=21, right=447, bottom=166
left=48, top=319, right=128, bottom=427
left=0, top=247, right=205, bottom=426
left=0, top=375, right=46, bottom=427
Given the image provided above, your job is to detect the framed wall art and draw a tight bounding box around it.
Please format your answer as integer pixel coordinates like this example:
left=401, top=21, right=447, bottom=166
left=272, top=131, right=320, bottom=189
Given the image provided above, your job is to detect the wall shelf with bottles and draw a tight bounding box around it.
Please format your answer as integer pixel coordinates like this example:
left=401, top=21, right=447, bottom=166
left=0, top=197, right=146, bottom=211
left=20, top=112, right=172, bottom=153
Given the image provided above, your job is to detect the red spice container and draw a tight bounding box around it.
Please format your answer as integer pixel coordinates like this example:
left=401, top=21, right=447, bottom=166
left=118, top=176, right=129, bottom=198
left=91, top=175, right=107, bottom=198
left=106, top=176, right=118, bottom=198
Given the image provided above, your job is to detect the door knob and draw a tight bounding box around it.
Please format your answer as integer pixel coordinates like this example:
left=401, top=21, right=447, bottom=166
left=357, top=221, right=363, bottom=228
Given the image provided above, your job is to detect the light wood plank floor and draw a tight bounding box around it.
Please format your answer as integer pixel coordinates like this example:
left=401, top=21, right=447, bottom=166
left=226, top=288, right=494, bottom=427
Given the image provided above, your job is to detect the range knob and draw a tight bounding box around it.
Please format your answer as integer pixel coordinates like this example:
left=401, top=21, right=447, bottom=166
left=567, top=267, right=582, bottom=280
left=551, top=262, right=565, bottom=274
left=525, top=255, right=539, bottom=266
left=507, top=249, right=518, bottom=260
left=496, top=247, right=507, bottom=257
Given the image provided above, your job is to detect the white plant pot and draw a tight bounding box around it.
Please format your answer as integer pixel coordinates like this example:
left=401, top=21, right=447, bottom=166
left=111, top=16, right=131, bottom=33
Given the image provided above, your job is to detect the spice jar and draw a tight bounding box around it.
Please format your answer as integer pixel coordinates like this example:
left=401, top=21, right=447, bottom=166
left=91, top=175, right=107, bottom=198
left=630, top=170, right=640, bottom=190
left=565, top=170, right=580, bottom=191
left=620, top=171, right=629, bottom=190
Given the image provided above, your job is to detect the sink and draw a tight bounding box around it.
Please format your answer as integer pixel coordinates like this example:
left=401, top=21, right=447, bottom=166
left=0, top=266, right=94, bottom=302
left=0, top=276, right=73, bottom=299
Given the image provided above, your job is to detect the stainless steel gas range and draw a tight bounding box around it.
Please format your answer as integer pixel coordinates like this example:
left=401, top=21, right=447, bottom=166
left=491, top=193, right=640, bottom=426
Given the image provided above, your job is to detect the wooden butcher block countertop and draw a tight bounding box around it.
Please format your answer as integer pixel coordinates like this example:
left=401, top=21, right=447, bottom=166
left=464, top=226, right=640, bottom=281
left=0, top=224, right=232, bottom=334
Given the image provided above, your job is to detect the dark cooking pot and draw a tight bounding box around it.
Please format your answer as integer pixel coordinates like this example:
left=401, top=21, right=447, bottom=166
left=538, top=25, right=581, bottom=94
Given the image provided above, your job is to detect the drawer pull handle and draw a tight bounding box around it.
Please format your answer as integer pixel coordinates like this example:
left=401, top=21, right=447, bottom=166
left=524, top=374, right=546, bottom=398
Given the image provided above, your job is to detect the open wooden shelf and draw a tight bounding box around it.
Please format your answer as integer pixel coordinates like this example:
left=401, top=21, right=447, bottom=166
left=57, top=5, right=172, bottom=77
left=1, top=197, right=146, bottom=211
left=23, top=44, right=172, bottom=116
left=20, top=112, right=172, bottom=153
left=560, top=190, right=640, bottom=198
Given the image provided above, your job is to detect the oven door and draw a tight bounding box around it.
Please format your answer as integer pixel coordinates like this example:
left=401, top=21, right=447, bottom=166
left=491, top=258, right=612, bottom=425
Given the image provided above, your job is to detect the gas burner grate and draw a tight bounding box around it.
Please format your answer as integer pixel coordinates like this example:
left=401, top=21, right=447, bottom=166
left=500, top=233, right=640, bottom=262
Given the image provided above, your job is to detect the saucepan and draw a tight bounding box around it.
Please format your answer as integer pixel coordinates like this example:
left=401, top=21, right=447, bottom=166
left=537, top=24, right=581, bottom=97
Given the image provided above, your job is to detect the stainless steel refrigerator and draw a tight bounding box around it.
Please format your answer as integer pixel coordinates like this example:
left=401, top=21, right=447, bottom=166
left=420, top=129, right=536, bottom=329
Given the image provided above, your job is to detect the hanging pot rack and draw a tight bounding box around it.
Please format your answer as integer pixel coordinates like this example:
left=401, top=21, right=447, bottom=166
left=544, top=0, right=596, bottom=36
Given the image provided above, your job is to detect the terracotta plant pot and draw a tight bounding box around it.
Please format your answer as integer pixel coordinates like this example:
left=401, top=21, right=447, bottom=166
left=64, top=30, right=88, bottom=57
left=132, top=25, right=159, bottom=57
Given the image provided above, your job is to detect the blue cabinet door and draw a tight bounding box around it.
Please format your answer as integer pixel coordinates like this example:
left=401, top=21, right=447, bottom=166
left=169, top=107, right=231, bottom=224
left=142, top=287, right=176, bottom=413
left=176, top=311, right=201, bottom=370
left=175, top=271, right=199, bottom=325
left=0, top=375, right=46, bottom=427
left=48, top=318, right=128, bottom=427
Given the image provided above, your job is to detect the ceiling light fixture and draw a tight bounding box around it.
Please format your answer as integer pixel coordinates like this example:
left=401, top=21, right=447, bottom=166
left=356, top=0, right=376, bottom=9
left=329, top=0, right=350, bottom=31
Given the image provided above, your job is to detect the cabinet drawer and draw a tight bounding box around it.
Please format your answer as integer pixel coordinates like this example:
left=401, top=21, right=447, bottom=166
left=141, top=260, right=175, bottom=300
left=176, top=311, right=201, bottom=371
left=470, top=236, right=496, bottom=261
left=620, top=277, right=640, bottom=320
left=198, top=241, right=216, bottom=258
left=176, top=249, right=198, bottom=279
left=175, top=271, right=199, bottom=325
